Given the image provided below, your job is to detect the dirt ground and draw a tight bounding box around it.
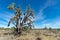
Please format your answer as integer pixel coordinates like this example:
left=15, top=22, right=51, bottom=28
left=0, top=29, right=59, bottom=40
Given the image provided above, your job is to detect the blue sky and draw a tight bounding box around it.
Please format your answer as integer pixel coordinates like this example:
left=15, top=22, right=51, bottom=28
left=0, top=0, right=60, bottom=28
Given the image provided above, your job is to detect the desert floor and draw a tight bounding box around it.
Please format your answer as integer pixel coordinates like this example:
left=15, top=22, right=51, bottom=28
left=0, top=29, right=60, bottom=40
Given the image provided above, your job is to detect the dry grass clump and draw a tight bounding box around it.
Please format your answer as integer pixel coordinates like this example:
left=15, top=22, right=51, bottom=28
left=35, top=31, right=41, bottom=36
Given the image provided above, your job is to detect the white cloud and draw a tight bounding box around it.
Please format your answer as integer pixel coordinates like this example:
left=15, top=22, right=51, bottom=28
left=35, top=0, right=57, bottom=21
left=34, top=0, right=59, bottom=28
left=38, top=16, right=60, bottom=28
left=0, top=12, right=14, bottom=28
left=0, top=12, right=14, bottom=22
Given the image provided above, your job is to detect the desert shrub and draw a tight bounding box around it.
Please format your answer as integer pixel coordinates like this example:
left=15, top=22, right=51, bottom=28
left=22, top=26, right=28, bottom=31
left=43, top=26, right=48, bottom=30
left=49, top=27, right=52, bottom=30
left=36, top=37, right=42, bottom=40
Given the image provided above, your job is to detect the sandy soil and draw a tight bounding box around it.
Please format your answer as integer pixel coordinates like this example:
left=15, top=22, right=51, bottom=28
left=0, top=29, right=59, bottom=40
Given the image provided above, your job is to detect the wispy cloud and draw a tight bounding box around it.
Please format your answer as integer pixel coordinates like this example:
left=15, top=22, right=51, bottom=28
left=35, top=0, right=57, bottom=21
left=0, top=12, right=14, bottom=27
left=39, top=16, right=60, bottom=28
left=34, top=0, right=59, bottom=28
left=0, top=12, right=14, bottom=22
